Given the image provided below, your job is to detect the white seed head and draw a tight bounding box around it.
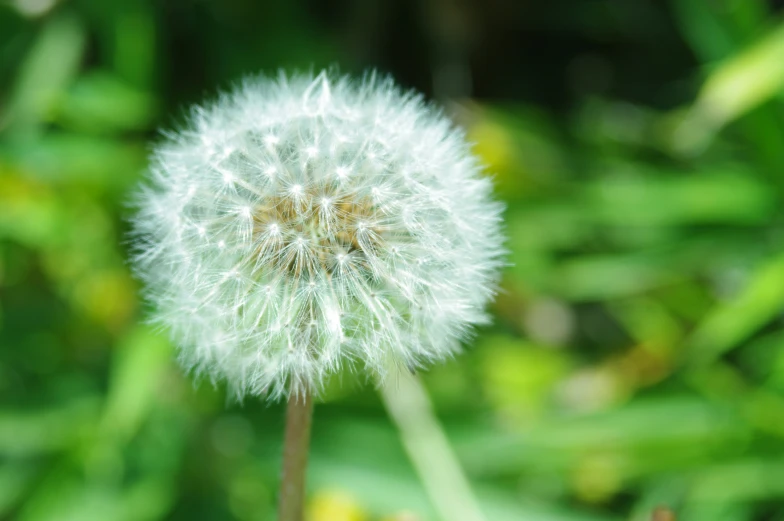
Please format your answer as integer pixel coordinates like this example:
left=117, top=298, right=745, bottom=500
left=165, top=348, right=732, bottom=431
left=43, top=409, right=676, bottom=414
left=131, top=70, right=504, bottom=400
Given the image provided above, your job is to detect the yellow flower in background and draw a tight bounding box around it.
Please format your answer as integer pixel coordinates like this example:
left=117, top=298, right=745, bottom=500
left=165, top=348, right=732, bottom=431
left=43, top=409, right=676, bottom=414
left=307, top=489, right=367, bottom=521
left=468, top=118, right=515, bottom=175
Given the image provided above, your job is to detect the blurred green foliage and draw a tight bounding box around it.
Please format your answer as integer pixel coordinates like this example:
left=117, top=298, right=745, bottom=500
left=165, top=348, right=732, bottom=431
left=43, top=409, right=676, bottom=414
left=2, top=1, right=784, bottom=520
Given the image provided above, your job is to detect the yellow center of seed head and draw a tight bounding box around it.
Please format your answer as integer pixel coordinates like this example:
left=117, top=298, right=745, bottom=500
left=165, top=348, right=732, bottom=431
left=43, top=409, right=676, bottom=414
left=251, top=186, right=383, bottom=278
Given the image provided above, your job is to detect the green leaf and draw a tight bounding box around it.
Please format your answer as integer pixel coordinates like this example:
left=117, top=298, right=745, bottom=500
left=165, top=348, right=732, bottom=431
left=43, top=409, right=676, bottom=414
left=697, top=20, right=784, bottom=125
left=3, top=12, right=86, bottom=134
left=56, top=71, right=157, bottom=132
left=585, top=171, right=777, bottom=226
left=0, top=463, right=37, bottom=515
left=687, top=252, right=784, bottom=364
left=552, top=253, right=681, bottom=301
left=100, top=325, right=172, bottom=443
left=0, top=134, right=146, bottom=193
left=456, top=397, right=748, bottom=478
left=0, top=399, right=99, bottom=457
left=17, top=472, right=174, bottom=521
left=674, top=20, right=784, bottom=153
left=670, top=0, right=737, bottom=62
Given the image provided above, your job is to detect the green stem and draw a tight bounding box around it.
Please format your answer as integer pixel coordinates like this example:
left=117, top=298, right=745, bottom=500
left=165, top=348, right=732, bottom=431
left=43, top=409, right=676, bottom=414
left=381, top=370, right=486, bottom=521
left=278, top=390, right=314, bottom=521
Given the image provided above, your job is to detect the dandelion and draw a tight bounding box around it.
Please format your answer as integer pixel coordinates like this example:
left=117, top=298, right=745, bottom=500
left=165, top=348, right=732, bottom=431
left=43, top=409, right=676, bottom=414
left=131, top=70, right=504, bottom=521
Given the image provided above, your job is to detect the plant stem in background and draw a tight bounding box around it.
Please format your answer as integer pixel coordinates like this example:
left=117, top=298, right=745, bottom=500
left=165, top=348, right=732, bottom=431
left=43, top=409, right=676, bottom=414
left=381, top=370, right=486, bottom=521
left=278, top=391, right=314, bottom=521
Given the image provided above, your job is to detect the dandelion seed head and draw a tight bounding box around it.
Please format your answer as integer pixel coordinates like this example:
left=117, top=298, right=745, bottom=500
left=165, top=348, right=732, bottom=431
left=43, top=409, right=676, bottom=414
left=131, top=70, right=504, bottom=401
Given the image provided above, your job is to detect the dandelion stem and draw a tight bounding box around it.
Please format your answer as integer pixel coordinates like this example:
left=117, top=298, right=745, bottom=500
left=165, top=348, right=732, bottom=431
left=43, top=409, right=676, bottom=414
left=278, top=390, right=314, bottom=521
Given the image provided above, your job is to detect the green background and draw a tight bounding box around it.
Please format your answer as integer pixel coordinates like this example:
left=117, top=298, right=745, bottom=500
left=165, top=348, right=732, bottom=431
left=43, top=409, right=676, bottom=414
left=3, top=0, right=784, bottom=520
